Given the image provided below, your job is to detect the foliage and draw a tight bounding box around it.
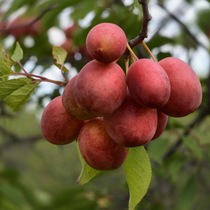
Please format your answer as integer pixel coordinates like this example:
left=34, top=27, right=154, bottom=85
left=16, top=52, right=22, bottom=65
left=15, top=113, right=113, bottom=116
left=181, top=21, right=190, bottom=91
left=0, top=0, right=210, bottom=209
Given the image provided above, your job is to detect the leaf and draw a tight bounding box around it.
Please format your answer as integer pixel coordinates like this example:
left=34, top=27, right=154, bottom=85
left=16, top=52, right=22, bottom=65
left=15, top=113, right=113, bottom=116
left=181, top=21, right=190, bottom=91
left=52, top=46, right=67, bottom=65
left=147, top=35, right=175, bottom=49
left=3, top=79, right=39, bottom=112
left=123, top=147, right=152, bottom=210
left=166, top=154, right=187, bottom=183
left=182, top=136, right=203, bottom=160
left=0, top=78, right=30, bottom=100
left=176, top=174, right=198, bottom=210
left=76, top=142, right=100, bottom=185
left=147, top=137, right=170, bottom=164
left=11, top=42, right=23, bottom=62
left=53, top=64, right=69, bottom=73
left=0, top=49, right=14, bottom=78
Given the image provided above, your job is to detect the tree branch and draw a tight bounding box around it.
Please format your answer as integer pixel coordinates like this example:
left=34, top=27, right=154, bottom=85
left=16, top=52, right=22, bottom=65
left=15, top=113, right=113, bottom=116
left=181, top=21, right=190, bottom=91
left=128, top=0, right=152, bottom=48
left=0, top=4, right=59, bottom=32
left=157, top=2, right=207, bottom=51
left=0, top=125, right=42, bottom=154
left=124, top=0, right=152, bottom=58
left=164, top=63, right=210, bottom=159
left=163, top=108, right=208, bottom=159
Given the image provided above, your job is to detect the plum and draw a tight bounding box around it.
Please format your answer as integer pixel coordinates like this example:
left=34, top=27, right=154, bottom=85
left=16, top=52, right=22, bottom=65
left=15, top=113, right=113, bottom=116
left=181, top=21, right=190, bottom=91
left=127, top=59, right=171, bottom=108
left=159, top=57, right=202, bottom=117
left=41, top=96, right=83, bottom=145
left=74, top=60, right=127, bottom=117
left=104, top=91, right=158, bottom=147
left=78, top=118, right=129, bottom=170
left=152, top=110, right=168, bottom=140
left=86, top=23, right=127, bottom=63
left=62, top=75, right=97, bottom=120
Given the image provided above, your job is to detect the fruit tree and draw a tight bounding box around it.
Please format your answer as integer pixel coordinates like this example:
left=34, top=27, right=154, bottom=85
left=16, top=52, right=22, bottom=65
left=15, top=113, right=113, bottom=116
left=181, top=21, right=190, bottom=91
left=0, top=0, right=209, bottom=209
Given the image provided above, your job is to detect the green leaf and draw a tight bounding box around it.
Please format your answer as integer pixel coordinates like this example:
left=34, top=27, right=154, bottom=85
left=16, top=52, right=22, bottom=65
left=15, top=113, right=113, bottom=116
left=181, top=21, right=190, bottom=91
left=166, top=154, right=187, bottom=183
left=176, top=174, right=198, bottom=210
left=0, top=78, right=30, bottom=100
left=0, top=49, right=14, bottom=78
left=53, top=64, right=69, bottom=73
left=52, top=46, right=67, bottom=65
left=182, top=136, right=203, bottom=160
left=147, top=35, right=175, bottom=49
left=76, top=142, right=100, bottom=185
left=11, top=42, right=23, bottom=62
left=3, top=79, right=39, bottom=112
left=123, top=146, right=152, bottom=210
left=148, top=138, right=170, bottom=164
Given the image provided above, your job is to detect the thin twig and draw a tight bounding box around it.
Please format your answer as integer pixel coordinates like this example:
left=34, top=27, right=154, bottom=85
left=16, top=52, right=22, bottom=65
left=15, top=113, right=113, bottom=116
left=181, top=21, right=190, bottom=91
left=12, top=72, right=67, bottom=86
left=157, top=2, right=207, bottom=51
left=0, top=4, right=59, bottom=32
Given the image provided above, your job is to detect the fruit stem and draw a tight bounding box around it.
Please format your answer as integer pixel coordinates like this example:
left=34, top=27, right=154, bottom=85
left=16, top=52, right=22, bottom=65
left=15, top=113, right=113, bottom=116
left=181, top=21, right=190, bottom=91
left=126, top=43, right=138, bottom=61
left=141, top=41, right=157, bottom=62
left=125, top=58, right=129, bottom=75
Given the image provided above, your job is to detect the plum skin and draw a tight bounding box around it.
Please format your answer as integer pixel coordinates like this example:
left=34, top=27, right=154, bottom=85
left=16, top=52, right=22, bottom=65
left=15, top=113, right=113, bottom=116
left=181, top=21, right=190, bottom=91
left=159, top=57, right=202, bottom=117
left=74, top=60, right=127, bottom=117
left=40, top=96, right=83, bottom=145
left=152, top=110, right=168, bottom=140
left=62, top=75, right=97, bottom=120
left=86, top=23, right=127, bottom=63
left=78, top=118, right=129, bottom=170
left=104, top=92, right=158, bottom=147
left=127, top=59, right=171, bottom=108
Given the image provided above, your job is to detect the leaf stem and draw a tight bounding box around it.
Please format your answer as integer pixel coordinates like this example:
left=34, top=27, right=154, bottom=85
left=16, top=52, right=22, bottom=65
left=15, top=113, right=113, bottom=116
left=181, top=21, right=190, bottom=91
left=12, top=72, right=67, bottom=86
left=125, top=58, right=129, bottom=75
left=60, top=64, right=69, bottom=82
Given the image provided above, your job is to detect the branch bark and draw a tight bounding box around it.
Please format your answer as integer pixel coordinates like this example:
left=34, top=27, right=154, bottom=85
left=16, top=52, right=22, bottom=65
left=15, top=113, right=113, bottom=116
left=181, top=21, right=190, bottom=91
left=0, top=4, right=59, bottom=32
left=128, top=0, right=152, bottom=48
left=125, top=0, right=152, bottom=58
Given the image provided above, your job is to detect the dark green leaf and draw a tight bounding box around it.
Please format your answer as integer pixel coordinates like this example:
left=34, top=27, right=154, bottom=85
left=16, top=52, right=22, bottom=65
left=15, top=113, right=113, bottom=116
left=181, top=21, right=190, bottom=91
left=176, top=174, right=198, bottom=210
left=147, top=35, right=175, bottom=50
left=157, top=52, right=172, bottom=61
left=123, top=147, right=152, bottom=210
left=182, top=136, right=203, bottom=160
left=166, top=154, right=187, bottom=182
left=148, top=138, right=170, bottom=164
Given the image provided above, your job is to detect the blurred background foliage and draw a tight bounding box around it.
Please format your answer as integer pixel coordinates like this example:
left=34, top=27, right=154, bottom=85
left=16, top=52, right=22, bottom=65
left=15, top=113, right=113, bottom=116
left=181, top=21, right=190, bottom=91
left=0, top=0, right=210, bottom=209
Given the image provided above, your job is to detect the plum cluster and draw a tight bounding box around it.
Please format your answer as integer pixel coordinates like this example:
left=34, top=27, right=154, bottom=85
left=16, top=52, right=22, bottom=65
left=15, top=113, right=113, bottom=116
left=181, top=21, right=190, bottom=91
left=41, top=23, right=202, bottom=170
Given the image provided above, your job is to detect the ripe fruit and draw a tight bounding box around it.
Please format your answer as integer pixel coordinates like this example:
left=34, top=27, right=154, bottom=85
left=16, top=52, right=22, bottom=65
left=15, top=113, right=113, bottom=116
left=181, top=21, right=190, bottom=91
left=86, top=23, right=127, bottom=63
left=74, top=60, right=127, bottom=117
left=3, top=17, right=40, bottom=39
left=78, top=118, right=129, bottom=170
left=60, top=39, right=74, bottom=56
left=40, top=96, right=83, bottom=145
left=64, top=24, right=78, bottom=38
left=104, top=91, right=158, bottom=147
left=159, top=57, right=202, bottom=117
left=152, top=110, right=168, bottom=140
left=62, top=75, right=97, bottom=120
left=127, top=59, right=171, bottom=108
